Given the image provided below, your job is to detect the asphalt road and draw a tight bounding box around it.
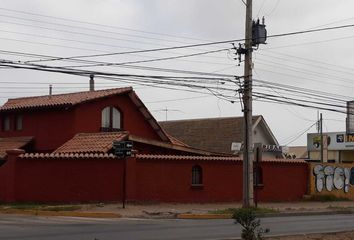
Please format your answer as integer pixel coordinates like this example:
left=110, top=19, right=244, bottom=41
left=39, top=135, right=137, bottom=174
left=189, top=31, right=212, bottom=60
left=1, top=214, right=354, bottom=240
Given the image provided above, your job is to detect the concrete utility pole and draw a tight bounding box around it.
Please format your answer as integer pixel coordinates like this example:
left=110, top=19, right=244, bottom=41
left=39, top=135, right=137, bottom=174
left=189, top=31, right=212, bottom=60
left=243, top=0, right=254, bottom=208
left=320, top=113, right=323, bottom=162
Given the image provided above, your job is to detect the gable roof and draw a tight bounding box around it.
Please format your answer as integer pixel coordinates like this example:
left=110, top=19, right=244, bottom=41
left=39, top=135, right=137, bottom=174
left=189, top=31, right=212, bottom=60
left=0, top=136, right=34, bottom=159
left=53, top=132, right=129, bottom=154
left=0, top=87, right=170, bottom=142
left=0, top=87, right=132, bottom=112
left=159, top=115, right=276, bottom=154
left=53, top=131, right=216, bottom=156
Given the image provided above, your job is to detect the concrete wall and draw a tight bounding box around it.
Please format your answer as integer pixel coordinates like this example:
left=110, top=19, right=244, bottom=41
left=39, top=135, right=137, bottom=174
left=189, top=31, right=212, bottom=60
left=309, top=163, right=354, bottom=199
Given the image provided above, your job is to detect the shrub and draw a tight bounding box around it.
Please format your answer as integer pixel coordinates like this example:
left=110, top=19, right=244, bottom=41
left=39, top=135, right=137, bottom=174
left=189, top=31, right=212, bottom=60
left=232, top=208, right=269, bottom=240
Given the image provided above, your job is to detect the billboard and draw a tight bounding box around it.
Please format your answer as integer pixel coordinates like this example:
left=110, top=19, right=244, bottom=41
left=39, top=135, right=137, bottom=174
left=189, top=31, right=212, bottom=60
left=308, top=132, right=354, bottom=151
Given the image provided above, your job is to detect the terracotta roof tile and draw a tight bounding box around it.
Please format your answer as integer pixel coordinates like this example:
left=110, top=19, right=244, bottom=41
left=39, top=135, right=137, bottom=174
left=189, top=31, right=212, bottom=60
left=20, top=153, right=117, bottom=159
left=53, top=132, right=129, bottom=154
left=0, top=136, right=33, bottom=158
left=136, top=154, right=306, bottom=164
left=137, top=154, right=242, bottom=162
left=0, top=87, right=132, bottom=111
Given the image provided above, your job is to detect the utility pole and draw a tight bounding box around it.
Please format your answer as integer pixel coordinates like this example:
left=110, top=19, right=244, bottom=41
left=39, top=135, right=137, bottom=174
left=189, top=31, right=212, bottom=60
left=320, top=113, right=323, bottom=162
left=243, top=0, right=254, bottom=208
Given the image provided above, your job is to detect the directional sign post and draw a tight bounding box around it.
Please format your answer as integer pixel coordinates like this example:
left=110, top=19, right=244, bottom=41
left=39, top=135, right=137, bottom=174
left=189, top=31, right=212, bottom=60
left=113, top=141, right=133, bottom=158
left=113, top=140, right=134, bottom=209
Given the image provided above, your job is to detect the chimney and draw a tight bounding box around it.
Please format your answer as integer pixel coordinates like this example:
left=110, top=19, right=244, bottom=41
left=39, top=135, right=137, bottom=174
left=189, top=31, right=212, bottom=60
left=89, top=74, right=95, bottom=91
left=49, top=84, right=52, bottom=96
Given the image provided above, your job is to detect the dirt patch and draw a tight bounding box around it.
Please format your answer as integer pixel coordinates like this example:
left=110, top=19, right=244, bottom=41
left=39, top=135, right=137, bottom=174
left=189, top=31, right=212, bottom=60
left=268, top=231, right=354, bottom=240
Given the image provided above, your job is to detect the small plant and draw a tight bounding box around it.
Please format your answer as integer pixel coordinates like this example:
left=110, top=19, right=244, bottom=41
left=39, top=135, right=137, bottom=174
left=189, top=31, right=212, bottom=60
left=232, top=208, right=269, bottom=240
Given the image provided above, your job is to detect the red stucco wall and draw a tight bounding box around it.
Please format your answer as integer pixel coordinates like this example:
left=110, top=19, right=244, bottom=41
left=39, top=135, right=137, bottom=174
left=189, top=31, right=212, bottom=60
left=257, top=162, right=309, bottom=201
left=0, top=153, right=308, bottom=203
left=73, top=95, right=162, bottom=141
left=135, top=159, right=243, bottom=202
left=0, top=109, right=75, bottom=152
left=3, top=157, right=124, bottom=202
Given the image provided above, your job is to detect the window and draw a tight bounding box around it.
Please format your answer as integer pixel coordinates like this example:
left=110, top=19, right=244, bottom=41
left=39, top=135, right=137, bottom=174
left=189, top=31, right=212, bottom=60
left=2, top=116, right=10, bottom=131
left=15, top=115, right=23, bottom=131
left=191, top=165, right=203, bottom=185
left=101, top=106, right=121, bottom=131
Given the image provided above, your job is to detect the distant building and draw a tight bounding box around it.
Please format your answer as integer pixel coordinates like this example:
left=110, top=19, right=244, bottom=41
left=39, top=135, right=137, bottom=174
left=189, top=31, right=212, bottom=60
left=287, top=146, right=308, bottom=159
left=307, top=132, right=354, bottom=163
left=159, top=115, right=284, bottom=158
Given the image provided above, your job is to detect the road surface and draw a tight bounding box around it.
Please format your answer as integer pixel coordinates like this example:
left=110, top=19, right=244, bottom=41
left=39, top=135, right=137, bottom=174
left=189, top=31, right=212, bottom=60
left=0, top=213, right=354, bottom=240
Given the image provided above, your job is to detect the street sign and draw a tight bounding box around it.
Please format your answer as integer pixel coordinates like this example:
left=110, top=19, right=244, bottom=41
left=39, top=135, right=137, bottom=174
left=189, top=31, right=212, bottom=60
left=113, top=140, right=133, bottom=157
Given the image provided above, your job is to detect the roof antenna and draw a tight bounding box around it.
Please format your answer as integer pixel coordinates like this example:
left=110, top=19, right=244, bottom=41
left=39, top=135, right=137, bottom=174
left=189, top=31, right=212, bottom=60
left=49, top=84, right=52, bottom=97
left=90, top=74, right=95, bottom=91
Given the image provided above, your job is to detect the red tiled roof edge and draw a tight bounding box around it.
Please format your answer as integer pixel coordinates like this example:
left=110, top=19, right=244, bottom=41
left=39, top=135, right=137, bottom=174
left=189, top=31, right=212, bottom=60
left=20, top=153, right=117, bottom=159
left=52, top=131, right=129, bottom=154
left=136, top=154, right=242, bottom=162
left=136, top=154, right=307, bottom=163
left=0, top=87, right=133, bottom=112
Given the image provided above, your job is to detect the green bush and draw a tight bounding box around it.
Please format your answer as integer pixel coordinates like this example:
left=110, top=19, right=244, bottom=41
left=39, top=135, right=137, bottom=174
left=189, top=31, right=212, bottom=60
left=232, top=208, right=269, bottom=240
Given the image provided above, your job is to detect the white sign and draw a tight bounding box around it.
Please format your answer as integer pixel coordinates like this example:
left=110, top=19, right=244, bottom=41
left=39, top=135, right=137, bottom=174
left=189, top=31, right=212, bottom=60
left=308, top=132, right=354, bottom=151
left=231, top=142, right=242, bottom=151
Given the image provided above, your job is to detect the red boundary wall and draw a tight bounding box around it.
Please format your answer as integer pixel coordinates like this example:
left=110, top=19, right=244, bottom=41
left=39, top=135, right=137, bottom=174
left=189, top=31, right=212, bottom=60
left=0, top=151, right=308, bottom=203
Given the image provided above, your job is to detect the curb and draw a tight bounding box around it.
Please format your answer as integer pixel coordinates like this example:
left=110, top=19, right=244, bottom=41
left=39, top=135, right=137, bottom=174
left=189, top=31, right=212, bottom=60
left=177, top=210, right=354, bottom=219
left=177, top=213, right=233, bottom=219
left=0, top=209, right=121, bottom=218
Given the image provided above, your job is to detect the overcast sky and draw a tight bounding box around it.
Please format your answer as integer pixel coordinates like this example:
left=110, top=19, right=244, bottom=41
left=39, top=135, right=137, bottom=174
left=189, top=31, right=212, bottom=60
left=1, top=0, right=354, bottom=147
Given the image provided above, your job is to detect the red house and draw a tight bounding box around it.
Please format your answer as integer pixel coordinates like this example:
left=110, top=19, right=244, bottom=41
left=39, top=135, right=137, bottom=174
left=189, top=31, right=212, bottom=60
left=0, top=87, right=308, bottom=203
left=0, top=87, right=211, bottom=157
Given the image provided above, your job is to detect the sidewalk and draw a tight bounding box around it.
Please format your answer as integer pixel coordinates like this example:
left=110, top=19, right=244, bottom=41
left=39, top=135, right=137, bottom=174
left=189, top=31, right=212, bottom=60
left=1, top=201, right=354, bottom=219
left=94, top=201, right=354, bottom=218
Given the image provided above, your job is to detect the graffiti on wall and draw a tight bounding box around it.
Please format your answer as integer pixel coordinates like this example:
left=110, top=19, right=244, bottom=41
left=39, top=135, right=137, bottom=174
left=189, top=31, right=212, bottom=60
left=313, top=165, right=354, bottom=193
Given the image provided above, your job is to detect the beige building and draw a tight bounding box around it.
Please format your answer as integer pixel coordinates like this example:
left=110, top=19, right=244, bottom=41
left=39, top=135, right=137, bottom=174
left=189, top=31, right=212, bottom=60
left=307, top=132, right=354, bottom=163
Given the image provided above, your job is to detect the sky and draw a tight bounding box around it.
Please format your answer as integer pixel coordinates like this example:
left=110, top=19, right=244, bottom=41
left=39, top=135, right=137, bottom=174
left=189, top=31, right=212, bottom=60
left=1, top=0, right=354, bottom=146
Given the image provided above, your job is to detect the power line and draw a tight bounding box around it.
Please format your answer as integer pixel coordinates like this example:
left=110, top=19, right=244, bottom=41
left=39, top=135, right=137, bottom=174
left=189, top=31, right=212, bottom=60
left=61, top=48, right=231, bottom=68
left=254, top=58, right=354, bottom=86
left=0, top=49, right=237, bottom=78
left=25, top=23, right=354, bottom=63
left=0, top=7, right=210, bottom=42
left=255, top=67, right=354, bottom=91
left=0, top=13, right=209, bottom=46
left=256, top=51, right=354, bottom=77
left=282, top=121, right=317, bottom=146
